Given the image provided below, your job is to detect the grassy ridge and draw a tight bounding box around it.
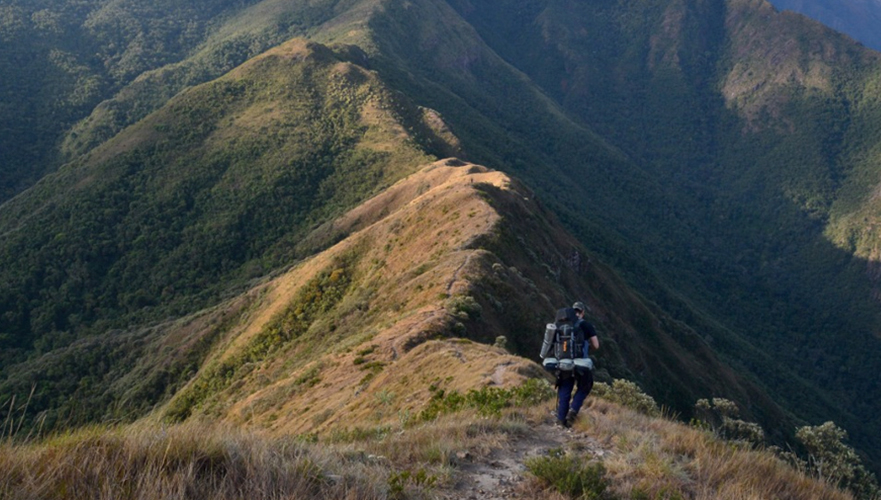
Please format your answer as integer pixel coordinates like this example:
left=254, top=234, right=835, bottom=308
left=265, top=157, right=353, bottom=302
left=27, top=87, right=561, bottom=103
left=5, top=0, right=881, bottom=476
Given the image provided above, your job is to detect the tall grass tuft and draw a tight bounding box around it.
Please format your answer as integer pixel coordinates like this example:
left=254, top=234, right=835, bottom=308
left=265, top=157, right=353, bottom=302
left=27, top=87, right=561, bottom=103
left=580, top=398, right=854, bottom=500
left=0, top=421, right=392, bottom=500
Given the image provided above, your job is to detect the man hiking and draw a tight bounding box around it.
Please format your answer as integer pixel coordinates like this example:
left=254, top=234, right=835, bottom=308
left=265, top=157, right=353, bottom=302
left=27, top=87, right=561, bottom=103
left=540, top=301, right=599, bottom=428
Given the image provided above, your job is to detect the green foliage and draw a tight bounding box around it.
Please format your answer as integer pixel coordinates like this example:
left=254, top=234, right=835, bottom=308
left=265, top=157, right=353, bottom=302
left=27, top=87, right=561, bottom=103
left=446, top=294, right=482, bottom=321
left=368, top=0, right=881, bottom=473
left=0, top=38, right=440, bottom=428
left=493, top=335, right=508, bottom=351
left=793, top=421, right=880, bottom=499
left=387, top=468, right=438, bottom=499
left=593, top=380, right=660, bottom=417
left=525, top=452, right=613, bottom=500
left=0, top=302, right=241, bottom=436
left=418, top=378, right=555, bottom=421
left=693, top=398, right=765, bottom=447
left=0, top=0, right=269, bottom=201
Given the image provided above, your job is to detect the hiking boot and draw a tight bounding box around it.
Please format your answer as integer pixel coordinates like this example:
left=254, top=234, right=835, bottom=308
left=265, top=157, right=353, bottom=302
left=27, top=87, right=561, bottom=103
left=565, top=409, right=578, bottom=426
left=556, top=418, right=571, bottom=429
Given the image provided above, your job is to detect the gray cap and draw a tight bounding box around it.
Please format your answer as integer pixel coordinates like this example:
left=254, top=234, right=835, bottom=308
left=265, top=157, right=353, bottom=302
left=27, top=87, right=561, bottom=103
left=572, top=301, right=587, bottom=312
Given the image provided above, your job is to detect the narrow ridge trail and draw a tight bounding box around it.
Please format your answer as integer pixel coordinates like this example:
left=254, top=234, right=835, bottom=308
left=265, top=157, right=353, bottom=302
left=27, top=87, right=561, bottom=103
left=440, top=416, right=610, bottom=499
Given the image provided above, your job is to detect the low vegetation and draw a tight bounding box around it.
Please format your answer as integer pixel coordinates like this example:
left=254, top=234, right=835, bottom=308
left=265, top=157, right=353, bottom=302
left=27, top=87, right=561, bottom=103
left=0, top=377, right=866, bottom=500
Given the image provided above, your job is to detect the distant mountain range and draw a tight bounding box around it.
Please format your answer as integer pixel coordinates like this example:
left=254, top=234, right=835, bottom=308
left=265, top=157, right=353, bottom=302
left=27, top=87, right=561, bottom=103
left=3, top=0, right=881, bottom=477
left=768, top=0, right=881, bottom=51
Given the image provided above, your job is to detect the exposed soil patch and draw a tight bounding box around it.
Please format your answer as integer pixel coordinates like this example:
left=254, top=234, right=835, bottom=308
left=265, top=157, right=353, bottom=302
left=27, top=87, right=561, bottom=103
left=439, top=415, right=608, bottom=499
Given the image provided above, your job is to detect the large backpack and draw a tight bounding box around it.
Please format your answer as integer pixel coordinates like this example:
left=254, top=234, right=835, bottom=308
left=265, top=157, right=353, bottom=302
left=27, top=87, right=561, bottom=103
left=553, top=322, right=582, bottom=371
left=541, top=307, right=590, bottom=373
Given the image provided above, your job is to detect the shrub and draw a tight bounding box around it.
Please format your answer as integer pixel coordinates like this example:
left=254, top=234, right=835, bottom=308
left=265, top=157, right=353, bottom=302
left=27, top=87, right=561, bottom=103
left=693, top=398, right=764, bottom=446
left=525, top=452, right=611, bottom=499
left=387, top=468, right=438, bottom=499
left=794, top=421, right=880, bottom=499
left=418, top=378, right=554, bottom=421
left=446, top=295, right=482, bottom=320
left=592, top=380, right=659, bottom=417
left=493, top=335, right=508, bottom=350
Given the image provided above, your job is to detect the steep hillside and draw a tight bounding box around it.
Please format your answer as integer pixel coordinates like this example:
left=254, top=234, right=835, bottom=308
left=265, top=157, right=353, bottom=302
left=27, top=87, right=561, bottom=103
left=0, top=0, right=271, bottom=202
left=156, top=160, right=782, bottom=434
left=0, top=37, right=453, bottom=397
left=355, top=0, right=881, bottom=465
left=1, top=158, right=791, bottom=445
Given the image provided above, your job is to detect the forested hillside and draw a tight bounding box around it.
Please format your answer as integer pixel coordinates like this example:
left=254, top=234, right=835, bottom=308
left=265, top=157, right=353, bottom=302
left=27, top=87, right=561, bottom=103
left=0, top=0, right=270, bottom=201
left=4, top=0, right=881, bottom=476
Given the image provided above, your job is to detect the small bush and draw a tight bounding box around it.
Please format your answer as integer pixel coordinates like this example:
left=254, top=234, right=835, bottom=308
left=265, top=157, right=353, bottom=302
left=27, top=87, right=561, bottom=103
left=446, top=295, right=482, bottom=320
left=418, top=378, right=554, bottom=421
left=388, top=468, right=438, bottom=499
left=525, top=453, right=611, bottom=499
left=356, top=346, right=377, bottom=356
left=493, top=335, right=508, bottom=350
left=794, top=421, right=880, bottom=499
left=693, top=398, right=764, bottom=446
left=592, top=380, right=660, bottom=417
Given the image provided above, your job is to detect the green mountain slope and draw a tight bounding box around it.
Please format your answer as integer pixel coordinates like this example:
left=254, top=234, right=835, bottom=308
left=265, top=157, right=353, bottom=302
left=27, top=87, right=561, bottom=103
left=0, top=37, right=451, bottom=364
left=0, top=0, right=278, bottom=202
left=2, top=155, right=788, bottom=445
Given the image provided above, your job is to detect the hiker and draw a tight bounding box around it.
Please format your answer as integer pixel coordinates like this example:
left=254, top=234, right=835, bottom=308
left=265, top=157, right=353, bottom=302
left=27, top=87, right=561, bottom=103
left=540, top=302, right=599, bottom=428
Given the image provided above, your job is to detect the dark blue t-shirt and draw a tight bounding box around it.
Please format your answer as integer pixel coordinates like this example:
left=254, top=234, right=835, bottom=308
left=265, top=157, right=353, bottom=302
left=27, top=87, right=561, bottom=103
left=576, top=318, right=597, bottom=357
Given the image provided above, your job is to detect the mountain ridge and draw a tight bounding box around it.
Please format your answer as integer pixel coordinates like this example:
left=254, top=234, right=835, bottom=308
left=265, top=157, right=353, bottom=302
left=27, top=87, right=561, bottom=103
left=146, top=156, right=826, bottom=476
left=4, top=0, right=881, bottom=478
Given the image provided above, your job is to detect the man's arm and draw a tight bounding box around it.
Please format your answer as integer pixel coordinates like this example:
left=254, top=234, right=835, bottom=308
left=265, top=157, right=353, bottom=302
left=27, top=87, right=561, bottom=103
left=583, top=321, right=599, bottom=352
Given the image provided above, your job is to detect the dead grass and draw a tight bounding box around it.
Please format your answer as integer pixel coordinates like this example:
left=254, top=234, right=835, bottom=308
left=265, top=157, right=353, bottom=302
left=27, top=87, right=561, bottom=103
left=574, top=398, right=853, bottom=500
left=1, top=389, right=856, bottom=500
left=0, top=421, right=390, bottom=500
left=0, top=410, right=533, bottom=500
left=159, top=161, right=531, bottom=435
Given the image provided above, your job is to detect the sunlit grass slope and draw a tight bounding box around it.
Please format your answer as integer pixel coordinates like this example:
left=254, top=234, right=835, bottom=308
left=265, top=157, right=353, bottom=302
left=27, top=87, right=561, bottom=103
left=1, top=386, right=853, bottom=500
left=143, top=159, right=784, bottom=443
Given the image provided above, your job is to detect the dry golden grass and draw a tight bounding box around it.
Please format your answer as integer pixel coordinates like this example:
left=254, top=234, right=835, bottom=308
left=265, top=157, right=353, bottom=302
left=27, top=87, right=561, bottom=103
left=0, top=410, right=532, bottom=500
left=125, top=159, right=853, bottom=500
left=158, top=160, right=533, bottom=435
left=574, top=398, right=852, bottom=500
left=1, top=390, right=855, bottom=500
left=1, top=421, right=397, bottom=500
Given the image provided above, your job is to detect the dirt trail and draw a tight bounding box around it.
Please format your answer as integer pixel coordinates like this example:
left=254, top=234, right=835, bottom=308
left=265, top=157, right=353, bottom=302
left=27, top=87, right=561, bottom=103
left=439, top=418, right=608, bottom=499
